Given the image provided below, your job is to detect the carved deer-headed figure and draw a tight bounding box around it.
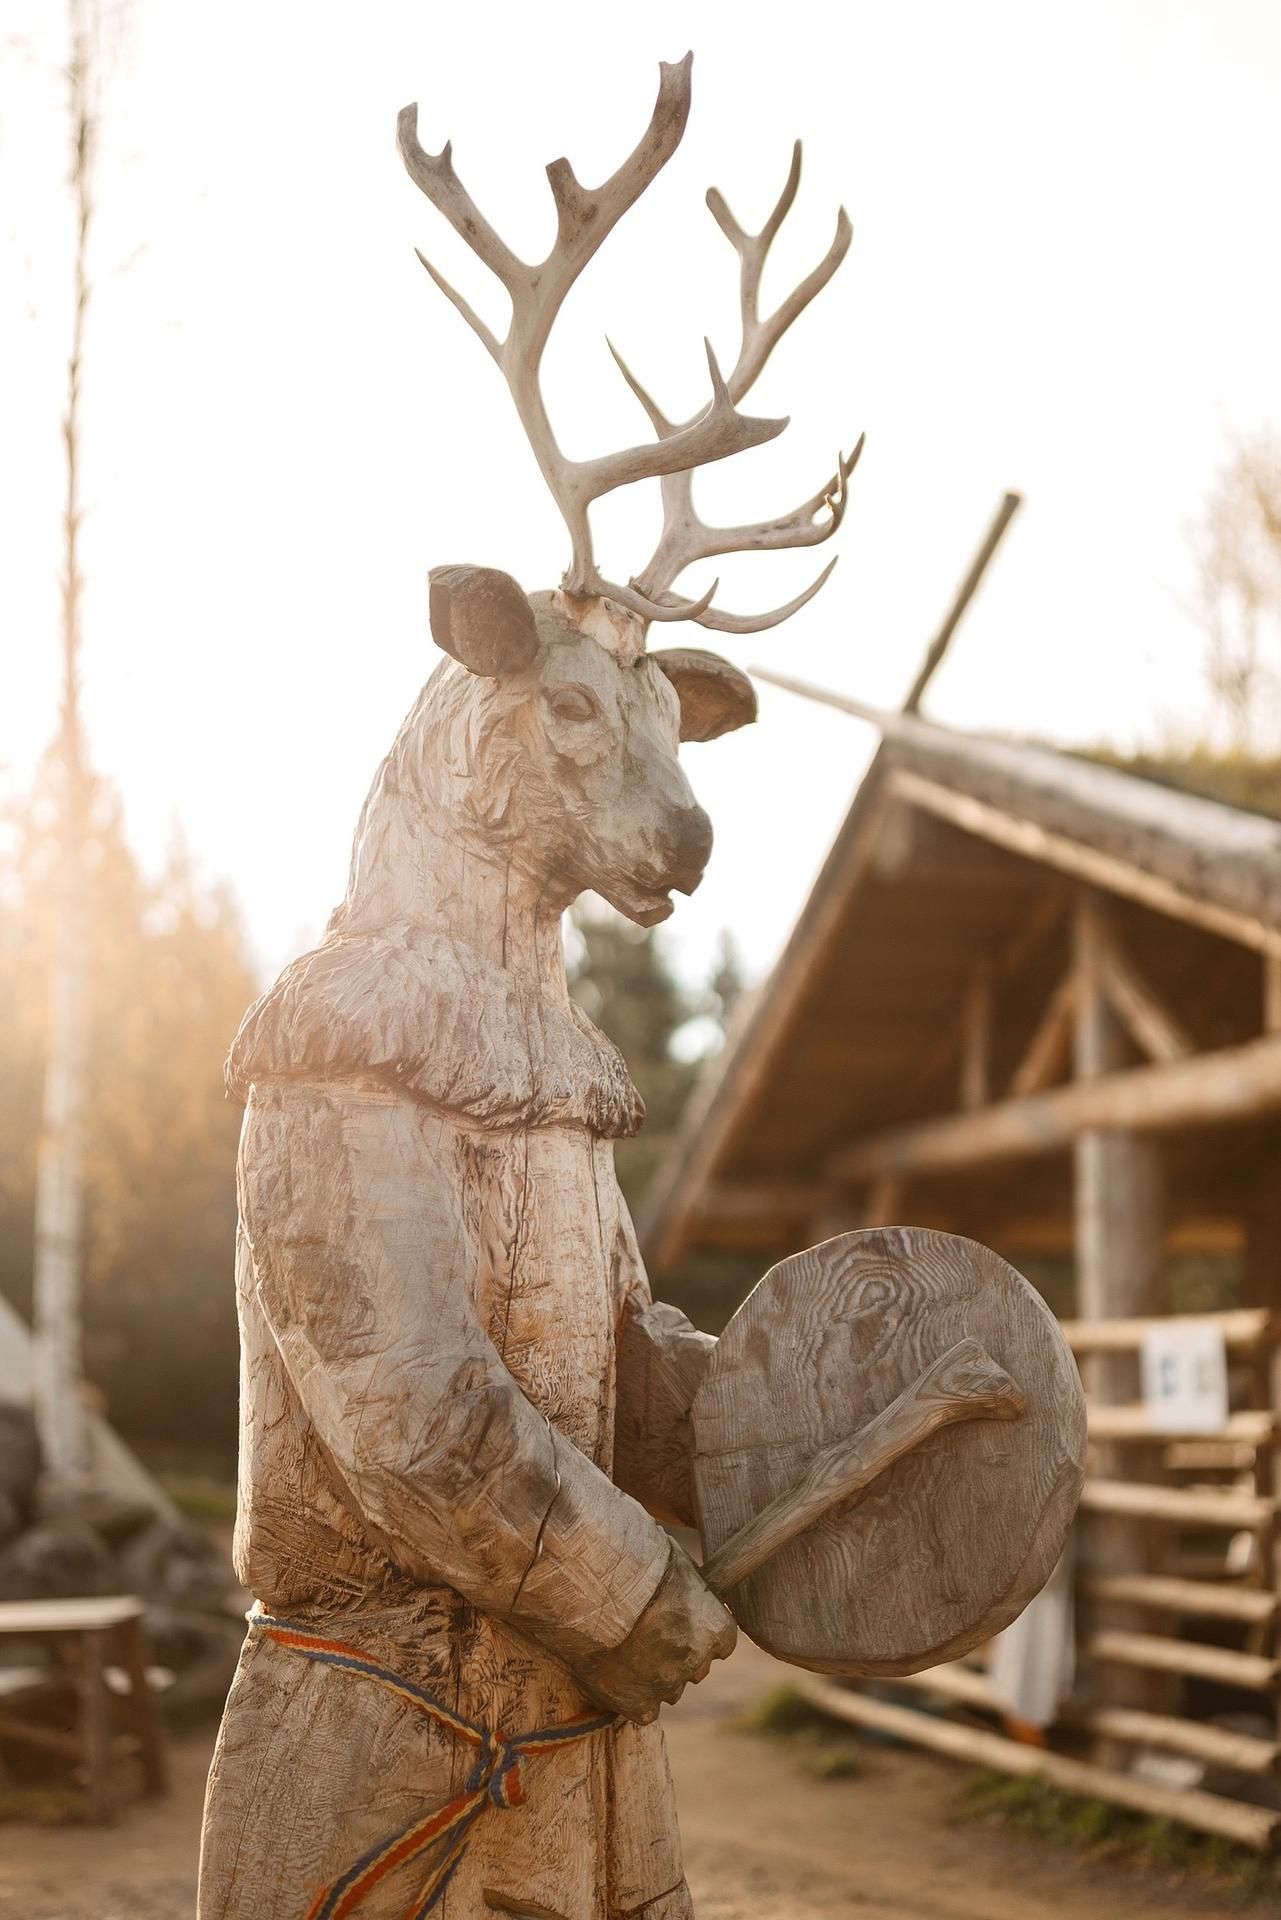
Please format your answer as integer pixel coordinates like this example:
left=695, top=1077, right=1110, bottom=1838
left=200, top=55, right=854, bottom=1920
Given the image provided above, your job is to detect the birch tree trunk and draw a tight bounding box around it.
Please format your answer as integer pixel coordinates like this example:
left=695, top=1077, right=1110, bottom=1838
left=32, top=1, right=96, bottom=1496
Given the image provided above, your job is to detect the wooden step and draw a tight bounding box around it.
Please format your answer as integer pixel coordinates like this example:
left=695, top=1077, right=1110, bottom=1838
left=1067, top=1704, right=1280, bottom=1776
left=1087, top=1404, right=1277, bottom=1445
left=1083, top=1572, right=1278, bottom=1625
left=1080, top=1478, right=1273, bottom=1530
left=797, top=1677, right=1280, bottom=1852
left=1063, top=1308, right=1277, bottom=1355
left=1088, top=1629, right=1278, bottom=1692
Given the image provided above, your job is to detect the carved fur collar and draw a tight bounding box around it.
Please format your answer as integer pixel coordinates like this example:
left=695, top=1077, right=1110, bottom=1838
left=225, top=927, right=644, bottom=1139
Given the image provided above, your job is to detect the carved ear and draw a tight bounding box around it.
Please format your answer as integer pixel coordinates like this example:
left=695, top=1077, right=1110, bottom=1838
left=651, top=648, right=758, bottom=743
left=428, top=565, right=541, bottom=677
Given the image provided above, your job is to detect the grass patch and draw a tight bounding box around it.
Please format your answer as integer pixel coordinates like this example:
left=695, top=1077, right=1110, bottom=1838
left=735, top=1683, right=864, bottom=1780
left=0, top=1782, right=90, bottom=1826
left=157, top=1472, right=238, bottom=1526
left=955, top=1769, right=1281, bottom=1899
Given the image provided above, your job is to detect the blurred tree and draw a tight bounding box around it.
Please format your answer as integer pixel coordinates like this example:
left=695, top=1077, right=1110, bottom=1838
left=568, top=907, right=742, bottom=1216
left=1195, top=432, right=1281, bottom=751
left=1, top=764, right=257, bottom=1462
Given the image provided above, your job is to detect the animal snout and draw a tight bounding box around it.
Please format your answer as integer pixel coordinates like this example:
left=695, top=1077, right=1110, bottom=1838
left=666, top=805, right=713, bottom=893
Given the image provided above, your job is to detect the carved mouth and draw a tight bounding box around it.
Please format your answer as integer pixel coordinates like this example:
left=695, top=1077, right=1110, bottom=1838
left=600, top=880, right=676, bottom=927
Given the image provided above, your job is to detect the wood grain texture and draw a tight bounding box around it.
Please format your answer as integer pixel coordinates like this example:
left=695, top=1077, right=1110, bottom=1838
left=691, top=1227, right=1086, bottom=1676
left=202, top=563, right=748, bottom=1916
left=701, top=1338, right=1025, bottom=1596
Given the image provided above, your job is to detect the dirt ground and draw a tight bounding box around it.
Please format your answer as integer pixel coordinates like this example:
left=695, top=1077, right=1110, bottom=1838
left=0, top=1642, right=1260, bottom=1920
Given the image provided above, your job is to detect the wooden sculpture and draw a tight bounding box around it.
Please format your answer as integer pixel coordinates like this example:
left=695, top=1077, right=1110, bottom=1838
left=198, top=54, right=1084, bottom=1920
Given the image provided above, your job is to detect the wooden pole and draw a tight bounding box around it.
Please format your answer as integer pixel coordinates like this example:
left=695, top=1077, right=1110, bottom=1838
left=826, top=1032, right=1281, bottom=1182
left=902, top=492, right=1022, bottom=714
left=1073, top=890, right=1170, bottom=1737
left=798, top=1677, right=1279, bottom=1851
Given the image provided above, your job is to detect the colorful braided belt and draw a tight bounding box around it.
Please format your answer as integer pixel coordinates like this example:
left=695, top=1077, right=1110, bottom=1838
left=250, top=1609, right=620, bottom=1920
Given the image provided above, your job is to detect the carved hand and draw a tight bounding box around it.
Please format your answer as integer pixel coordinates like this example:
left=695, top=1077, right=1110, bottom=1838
left=575, top=1538, right=737, bottom=1724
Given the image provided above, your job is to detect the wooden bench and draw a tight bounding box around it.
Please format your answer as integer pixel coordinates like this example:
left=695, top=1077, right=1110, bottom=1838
left=0, top=1595, right=168, bottom=1820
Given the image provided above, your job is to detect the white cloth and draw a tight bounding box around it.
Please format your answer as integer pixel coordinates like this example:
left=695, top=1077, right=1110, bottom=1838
left=987, top=1545, right=1075, bottom=1727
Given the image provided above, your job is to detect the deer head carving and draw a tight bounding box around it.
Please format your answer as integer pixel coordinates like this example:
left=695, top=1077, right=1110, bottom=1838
left=347, top=53, right=857, bottom=941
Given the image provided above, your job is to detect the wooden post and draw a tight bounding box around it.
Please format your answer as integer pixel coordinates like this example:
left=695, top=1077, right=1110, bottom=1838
left=1243, top=1189, right=1281, bottom=1744
left=1265, top=952, right=1281, bottom=1035
left=958, top=969, right=992, bottom=1110
left=1073, top=890, right=1169, bottom=1735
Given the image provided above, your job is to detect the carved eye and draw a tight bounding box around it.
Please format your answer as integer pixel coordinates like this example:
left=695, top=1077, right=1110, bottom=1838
left=546, top=686, right=600, bottom=725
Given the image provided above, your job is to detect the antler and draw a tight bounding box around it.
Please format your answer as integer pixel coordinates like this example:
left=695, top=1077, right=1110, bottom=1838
left=399, top=58, right=854, bottom=629
left=615, top=143, right=859, bottom=633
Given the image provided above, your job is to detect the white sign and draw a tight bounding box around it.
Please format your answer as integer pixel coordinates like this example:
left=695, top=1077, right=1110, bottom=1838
left=1140, top=1321, right=1229, bottom=1433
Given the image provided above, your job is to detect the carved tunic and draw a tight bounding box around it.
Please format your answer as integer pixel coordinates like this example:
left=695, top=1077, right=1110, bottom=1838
left=199, top=934, right=711, bottom=1920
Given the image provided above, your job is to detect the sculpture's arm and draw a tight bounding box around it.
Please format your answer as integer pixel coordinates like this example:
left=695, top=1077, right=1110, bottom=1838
left=612, top=1198, right=716, bottom=1528
left=238, top=1080, right=730, bottom=1705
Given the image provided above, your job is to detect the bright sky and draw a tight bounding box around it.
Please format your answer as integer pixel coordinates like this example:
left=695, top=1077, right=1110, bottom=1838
left=3, top=1, right=1279, bottom=988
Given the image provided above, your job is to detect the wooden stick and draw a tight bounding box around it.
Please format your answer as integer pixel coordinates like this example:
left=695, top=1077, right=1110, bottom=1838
left=1080, top=1478, right=1274, bottom=1531
left=958, top=968, right=992, bottom=1110
left=1064, top=1307, right=1275, bottom=1354
left=1083, top=1572, right=1278, bottom=1625
left=796, top=1677, right=1280, bottom=1851
left=826, top=1037, right=1281, bottom=1183
left=1266, top=952, right=1281, bottom=1034
left=883, top=1673, right=1281, bottom=1773
left=1088, top=1629, right=1278, bottom=1692
left=1007, top=967, right=1077, bottom=1098
left=901, top=492, right=1022, bottom=714
left=1086, top=1404, right=1277, bottom=1444
left=1063, top=1704, right=1280, bottom=1775
left=700, top=1338, right=1024, bottom=1596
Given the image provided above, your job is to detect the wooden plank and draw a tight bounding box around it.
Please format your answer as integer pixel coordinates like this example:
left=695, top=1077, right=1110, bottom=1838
left=1080, top=1478, right=1274, bottom=1530
left=0, top=1596, right=144, bottom=1635
left=1065, top=1308, right=1275, bottom=1354
left=902, top=491, right=1022, bottom=714
left=1007, top=967, right=1077, bottom=1098
left=1266, top=952, right=1281, bottom=1035
left=117, top=1616, right=168, bottom=1795
left=1066, top=1705, right=1280, bottom=1775
left=79, top=1627, right=112, bottom=1824
left=826, top=1037, right=1281, bottom=1184
left=959, top=969, right=993, bottom=1110
left=1083, top=1572, right=1277, bottom=1625
left=796, top=1677, right=1281, bottom=1851
left=1087, top=1404, right=1277, bottom=1444
left=1088, top=1629, right=1279, bottom=1692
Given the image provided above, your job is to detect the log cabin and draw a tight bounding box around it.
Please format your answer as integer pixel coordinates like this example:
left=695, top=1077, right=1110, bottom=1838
left=642, top=699, right=1281, bottom=1850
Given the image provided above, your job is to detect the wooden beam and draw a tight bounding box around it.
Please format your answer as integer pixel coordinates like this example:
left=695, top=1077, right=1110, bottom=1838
left=1086, top=1404, right=1277, bottom=1445
left=958, top=969, right=992, bottom=1110
left=1267, top=952, right=1281, bottom=1034
left=1088, top=1630, right=1278, bottom=1693
left=1007, top=966, right=1077, bottom=1097
left=797, top=1678, right=1280, bottom=1851
left=902, top=491, right=1022, bottom=714
left=889, top=766, right=1281, bottom=958
left=1083, top=1571, right=1278, bottom=1625
left=1064, top=1705, right=1280, bottom=1775
left=1064, top=1307, right=1276, bottom=1354
left=826, top=1035, right=1281, bottom=1184
left=1080, top=1478, right=1274, bottom=1531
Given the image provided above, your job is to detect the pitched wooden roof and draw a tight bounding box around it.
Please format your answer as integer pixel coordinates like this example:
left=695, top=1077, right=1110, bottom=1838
left=642, top=698, right=1281, bottom=1271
